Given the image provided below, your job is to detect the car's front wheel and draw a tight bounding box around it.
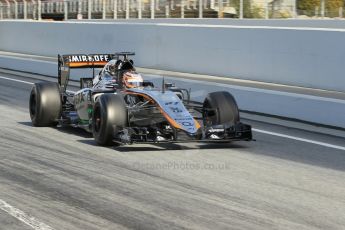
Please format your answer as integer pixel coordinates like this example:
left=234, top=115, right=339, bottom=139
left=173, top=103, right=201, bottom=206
left=92, top=94, right=128, bottom=146
left=203, top=91, right=240, bottom=127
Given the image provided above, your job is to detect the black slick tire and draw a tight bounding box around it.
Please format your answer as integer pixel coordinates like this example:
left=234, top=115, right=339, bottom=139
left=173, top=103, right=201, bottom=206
left=92, top=94, right=127, bottom=146
left=29, top=82, right=62, bottom=127
left=203, top=91, right=240, bottom=126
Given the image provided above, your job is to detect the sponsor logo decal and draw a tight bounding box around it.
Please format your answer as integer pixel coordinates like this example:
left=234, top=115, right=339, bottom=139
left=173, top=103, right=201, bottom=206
left=67, top=54, right=111, bottom=63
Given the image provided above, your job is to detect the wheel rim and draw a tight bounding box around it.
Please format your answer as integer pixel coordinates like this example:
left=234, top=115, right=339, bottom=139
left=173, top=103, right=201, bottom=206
left=93, top=105, right=101, bottom=133
left=203, top=100, right=217, bottom=126
left=29, top=92, right=36, bottom=118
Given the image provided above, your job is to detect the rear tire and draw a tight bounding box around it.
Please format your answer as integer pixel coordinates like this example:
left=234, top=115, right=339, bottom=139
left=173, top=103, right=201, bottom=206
left=92, top=94, right=128, bottom=146
left=203, top=91, right=240, bottom=126
left=29, top=82, right=62, bottom=127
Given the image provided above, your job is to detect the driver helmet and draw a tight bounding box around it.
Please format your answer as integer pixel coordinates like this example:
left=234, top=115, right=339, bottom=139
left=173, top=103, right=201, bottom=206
left=122, top=71, right=143, bottom=88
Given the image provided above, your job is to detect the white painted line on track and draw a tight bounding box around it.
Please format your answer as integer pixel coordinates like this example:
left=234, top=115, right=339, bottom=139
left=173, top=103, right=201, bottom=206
left=1, top=74, right=344, bottom=151
left=0, top=75, right=34, bottom=85
left=0, top=199, right=54, bottom=230
left=253, top=128, right=345, bottom=151
left=0, top=75, right=75, bottom=94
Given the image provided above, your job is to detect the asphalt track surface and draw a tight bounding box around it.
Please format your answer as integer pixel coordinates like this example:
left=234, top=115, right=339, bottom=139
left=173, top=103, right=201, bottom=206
left=0, top=72, right=345, bottom=230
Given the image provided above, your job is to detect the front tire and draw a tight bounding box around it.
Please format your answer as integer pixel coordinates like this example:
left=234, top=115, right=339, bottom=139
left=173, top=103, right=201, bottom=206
left=203, top=91, right=240, bottom=126
left=29, top=82, right=62, bottom=127
left=92, top=94, right=128, bottom=146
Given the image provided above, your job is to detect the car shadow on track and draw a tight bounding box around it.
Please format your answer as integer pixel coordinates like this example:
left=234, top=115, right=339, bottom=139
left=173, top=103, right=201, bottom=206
left=18, top=121, right=34, bottom=127
left=18, top=122, right=93, bottom=138
left=18, top=122, right=95, bottom=140
left=116, top=144, right=248, bottom=152
left=77, top=139, right=248, bottom=152
left=55, top=126, right=93, bottom=138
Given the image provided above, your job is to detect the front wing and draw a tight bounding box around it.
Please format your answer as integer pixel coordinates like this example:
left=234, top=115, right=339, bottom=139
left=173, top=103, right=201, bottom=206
left=114, top=122, right=252, bottom=144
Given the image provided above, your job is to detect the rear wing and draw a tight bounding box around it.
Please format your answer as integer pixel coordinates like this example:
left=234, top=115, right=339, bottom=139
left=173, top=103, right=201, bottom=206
left=58, top=54, right=117, bottom=91
left=57, top=52, right=135, bottom=91
left=58, top=54, right=116, bottom=69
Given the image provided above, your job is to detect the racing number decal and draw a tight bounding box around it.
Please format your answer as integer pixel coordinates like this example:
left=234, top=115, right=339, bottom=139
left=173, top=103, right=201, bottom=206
left=165, top=101, right=183, bottom=113
left=165, top=102, right=179, bottom=106
left=164, top=100, right=193, bottom=128
left=182, top=121, right=193, bottom=126
left=128, top=89, right=198, bottom=133
left=170, top=107, right=183, bottom=113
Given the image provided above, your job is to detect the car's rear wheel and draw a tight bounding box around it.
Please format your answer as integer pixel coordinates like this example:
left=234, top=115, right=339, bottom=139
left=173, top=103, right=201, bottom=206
left=29, top=82, right=62, bottom=127
left=92, top=94, right=128, bottom=146
left=203, top=91, right=240, bottom=126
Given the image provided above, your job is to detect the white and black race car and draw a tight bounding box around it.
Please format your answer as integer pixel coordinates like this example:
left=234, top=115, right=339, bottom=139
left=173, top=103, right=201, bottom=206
left=29, top=52, right=252, bottom=146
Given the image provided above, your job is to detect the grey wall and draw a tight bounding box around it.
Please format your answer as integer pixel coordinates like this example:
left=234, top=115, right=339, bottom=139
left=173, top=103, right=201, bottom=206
left=0, top=20, right=344, bottom=92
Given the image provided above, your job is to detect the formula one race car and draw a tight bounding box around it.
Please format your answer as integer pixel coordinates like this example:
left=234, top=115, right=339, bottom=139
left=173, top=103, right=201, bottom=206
left=29, top=52, right=252, bottom=146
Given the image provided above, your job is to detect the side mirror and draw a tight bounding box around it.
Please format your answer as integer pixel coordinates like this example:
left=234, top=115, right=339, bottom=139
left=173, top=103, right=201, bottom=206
left=164, top=83, right=175, bottom=88
left=143, top=80, right=154, bottom=87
